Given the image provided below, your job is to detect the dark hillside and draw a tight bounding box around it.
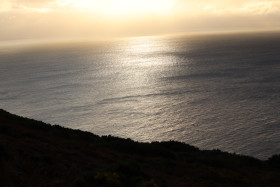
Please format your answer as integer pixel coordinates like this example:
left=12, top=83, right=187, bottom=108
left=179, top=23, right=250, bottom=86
left=0, top=109, right=279, bottom=186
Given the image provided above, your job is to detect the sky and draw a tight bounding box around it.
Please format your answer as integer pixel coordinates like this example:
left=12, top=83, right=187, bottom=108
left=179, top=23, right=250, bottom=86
left=1, top=0, right=280, bottom=41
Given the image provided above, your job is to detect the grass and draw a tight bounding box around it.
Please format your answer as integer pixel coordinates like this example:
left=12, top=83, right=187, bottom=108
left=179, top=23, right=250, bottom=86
left=0, top=109, right=279, bottom=186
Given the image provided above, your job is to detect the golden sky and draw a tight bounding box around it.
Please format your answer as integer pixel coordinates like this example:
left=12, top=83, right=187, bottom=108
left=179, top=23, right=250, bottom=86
left=1, top=0, right=280, bottom=41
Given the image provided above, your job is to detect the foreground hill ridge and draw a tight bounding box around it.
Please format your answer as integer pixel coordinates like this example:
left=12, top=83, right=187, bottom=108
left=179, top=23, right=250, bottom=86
left=0, top=109, right=279, bottom=186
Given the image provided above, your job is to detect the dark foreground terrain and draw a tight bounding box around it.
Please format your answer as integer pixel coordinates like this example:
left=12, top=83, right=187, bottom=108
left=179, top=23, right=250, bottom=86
left=0, top=109, right=279, bottom=186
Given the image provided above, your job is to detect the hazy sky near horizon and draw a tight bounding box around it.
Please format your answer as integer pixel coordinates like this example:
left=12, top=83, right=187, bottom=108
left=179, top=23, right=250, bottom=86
left=1, top=0, right=280, bottom=41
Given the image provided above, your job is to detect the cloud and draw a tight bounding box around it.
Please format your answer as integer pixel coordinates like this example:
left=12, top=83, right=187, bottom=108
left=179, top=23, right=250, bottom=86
left=0, top=0, right=12, bottom=12
left=177, top=0, right=280, bottom=15
left=19, top=6, right=53, bottom=13
left=2, top=0, right=280, bottom=15
left=0, top=0, right=54, bottom=13
left=1, top=0, right=280, bottom=41
left=208, top=1, right=280, bottom=15
left=11, top=0, right=53, bottom=4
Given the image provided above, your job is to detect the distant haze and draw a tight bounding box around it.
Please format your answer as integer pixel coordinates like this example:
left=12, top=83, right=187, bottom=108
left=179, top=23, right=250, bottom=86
left=1, top=0, right=280, bottom=41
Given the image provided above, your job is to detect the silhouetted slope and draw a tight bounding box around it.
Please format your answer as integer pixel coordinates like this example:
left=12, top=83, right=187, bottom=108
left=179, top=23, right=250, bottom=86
left=0, top=109, right=279, bottom=186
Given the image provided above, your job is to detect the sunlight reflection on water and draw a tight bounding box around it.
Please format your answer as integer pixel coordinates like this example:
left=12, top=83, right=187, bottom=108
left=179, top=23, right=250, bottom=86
left=1, top=32, right=280, bottom=159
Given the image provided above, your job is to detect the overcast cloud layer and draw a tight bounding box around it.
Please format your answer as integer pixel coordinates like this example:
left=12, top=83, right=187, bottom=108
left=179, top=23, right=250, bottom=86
left=1, top=0, right=280, bottom=41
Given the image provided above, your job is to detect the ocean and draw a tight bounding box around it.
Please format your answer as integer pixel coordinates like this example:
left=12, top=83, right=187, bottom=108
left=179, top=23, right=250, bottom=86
left=1, top=31, right=280, bottom=159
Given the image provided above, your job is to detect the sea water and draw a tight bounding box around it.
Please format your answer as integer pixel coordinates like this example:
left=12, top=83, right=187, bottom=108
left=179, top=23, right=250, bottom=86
left=1, top=31, right=280, bottom=159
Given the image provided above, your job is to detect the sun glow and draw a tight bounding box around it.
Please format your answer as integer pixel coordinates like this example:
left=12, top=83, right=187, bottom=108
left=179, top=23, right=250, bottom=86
left=62, top=0, right=176, bottom=17
left=2, top=0, right=280, bottom=41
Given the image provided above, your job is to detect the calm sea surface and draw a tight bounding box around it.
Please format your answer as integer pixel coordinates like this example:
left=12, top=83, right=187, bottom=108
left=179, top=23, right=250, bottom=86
left=1, top=32, right=280, bottom=159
